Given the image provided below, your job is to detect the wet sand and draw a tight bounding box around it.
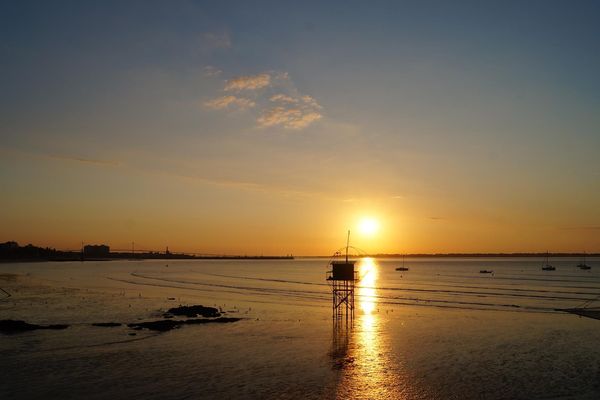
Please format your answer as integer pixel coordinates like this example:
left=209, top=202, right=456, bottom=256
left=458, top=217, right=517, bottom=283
left=1, top=259, right=600, bottom=399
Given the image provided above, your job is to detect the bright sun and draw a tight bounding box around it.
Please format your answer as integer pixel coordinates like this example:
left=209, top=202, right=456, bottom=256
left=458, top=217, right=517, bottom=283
left=358, top=217, right=379, bottom=236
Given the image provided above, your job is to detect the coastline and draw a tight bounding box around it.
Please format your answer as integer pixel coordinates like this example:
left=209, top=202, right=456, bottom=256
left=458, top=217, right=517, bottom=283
left=299, top=252, right=600, bottom=258
left=0, top=255, right=295, bottom=263
left=2, top=253, right=598, bottom=263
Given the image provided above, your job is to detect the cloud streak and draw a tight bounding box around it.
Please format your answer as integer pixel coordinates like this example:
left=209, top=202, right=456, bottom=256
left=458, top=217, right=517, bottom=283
left=559, top=225, right=600, bottom=231
left=203, top=65, right=222, bottom=77
left=257, top=107, right=322, bottom=129
left=259, top=93, right=323, bottom=129
left=48, top=155, right=121, bottom=166
left=270, top=94, right=297, bottom=103
left=204, top=95, right=255, bottom=110
left=224, top=73, right=271, bottom=91
left=205, top=70, right=323, bottom=129
left=201, top=32, right=231, bottom=49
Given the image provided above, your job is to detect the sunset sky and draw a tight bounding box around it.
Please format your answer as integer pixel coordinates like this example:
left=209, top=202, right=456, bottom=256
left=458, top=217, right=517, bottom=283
left=1, top=1, right=599, bottom=255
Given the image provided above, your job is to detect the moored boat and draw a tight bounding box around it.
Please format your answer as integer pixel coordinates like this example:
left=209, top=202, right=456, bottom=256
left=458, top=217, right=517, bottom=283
left=395, top=254, right=409, bottom=271
left=577, top=253, right=591, bottom=270
left=542, top=252, right=555, bottom=271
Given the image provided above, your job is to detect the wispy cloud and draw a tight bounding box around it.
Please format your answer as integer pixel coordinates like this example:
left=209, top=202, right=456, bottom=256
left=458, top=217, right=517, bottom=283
left=259, top=93, right=322, bottom=129
left=205, top=70, right=323, bottom=130
left=203, top=65, right=222, bottom=77
left=0, top=146, right=121, bottom=167
left=201, top=32, right=231, bottom=49
left=48, top=155, right=121, bottom=166
left=204, top=95, right=255, bottom=110
left=224, top=73, right=271, bottom=91
left=257, top=107, right=322, bottom=129
left=559, top=225, right=600, bottom=231
left=270, top=94, right=297, bottom=103
left=300, top=95, right=322, bottom=109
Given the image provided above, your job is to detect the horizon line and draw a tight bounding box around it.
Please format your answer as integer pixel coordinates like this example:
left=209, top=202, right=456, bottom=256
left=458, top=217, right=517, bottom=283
left=2, top=241, right=599, bottom=258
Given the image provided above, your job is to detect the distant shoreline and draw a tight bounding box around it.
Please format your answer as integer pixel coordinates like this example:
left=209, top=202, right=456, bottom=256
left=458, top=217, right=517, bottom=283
left=0, top=241, right=294, bottom=262
left=1, top=240, right=598, bottom=262
left=3, top=253, right=598, bottom=263
left=0, top=255, right=295, bottom=263
left=300, top=253, right=600, bottom=258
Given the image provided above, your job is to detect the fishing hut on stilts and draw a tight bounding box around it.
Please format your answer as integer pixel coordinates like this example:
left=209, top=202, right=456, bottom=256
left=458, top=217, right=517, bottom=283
left=326, top=231, right=357, bottom=324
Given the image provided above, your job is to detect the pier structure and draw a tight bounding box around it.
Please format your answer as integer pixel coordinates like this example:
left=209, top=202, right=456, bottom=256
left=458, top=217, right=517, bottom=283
left=326, top=231, right=358, bottom=323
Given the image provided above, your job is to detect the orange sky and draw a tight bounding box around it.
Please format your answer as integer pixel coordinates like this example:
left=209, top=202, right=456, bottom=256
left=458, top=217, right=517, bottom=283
left=1, top=148, right=598, bottom=255
left=1, top=3, right=599, bottom=255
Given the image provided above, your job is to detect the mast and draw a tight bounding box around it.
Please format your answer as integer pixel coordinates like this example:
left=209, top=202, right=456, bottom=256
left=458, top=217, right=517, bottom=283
left=345, top=230, right=350, bottom=263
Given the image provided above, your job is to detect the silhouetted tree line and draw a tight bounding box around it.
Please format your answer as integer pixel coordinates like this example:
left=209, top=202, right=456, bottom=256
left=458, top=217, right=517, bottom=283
left=0, top=241, right=80, bottom=261
left=0, top=241, right=293, bottom=261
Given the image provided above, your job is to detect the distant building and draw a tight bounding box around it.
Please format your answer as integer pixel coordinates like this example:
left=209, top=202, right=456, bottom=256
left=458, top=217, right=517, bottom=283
left=83, top=244, right=110, bottom=258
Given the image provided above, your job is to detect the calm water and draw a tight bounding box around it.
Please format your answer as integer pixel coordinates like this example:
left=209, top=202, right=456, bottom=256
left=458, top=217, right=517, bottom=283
left=1, top=257, right=600, bottom=399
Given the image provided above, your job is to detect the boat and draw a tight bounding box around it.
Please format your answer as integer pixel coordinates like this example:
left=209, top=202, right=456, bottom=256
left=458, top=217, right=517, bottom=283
left=479, top=270, right=493, bottom=274
left=541, top=252, right=555, bottom=271
left=395, top=255, right=409, bottom=271
left=577, top=252, right=591, bottom=270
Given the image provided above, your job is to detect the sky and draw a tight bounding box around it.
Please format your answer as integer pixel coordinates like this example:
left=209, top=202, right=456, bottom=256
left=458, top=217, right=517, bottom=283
left=1, top=1, right=599, bottom=255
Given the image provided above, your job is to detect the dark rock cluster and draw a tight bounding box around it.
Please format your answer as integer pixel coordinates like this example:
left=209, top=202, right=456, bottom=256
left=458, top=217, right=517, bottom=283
left=0, top=319, right=69, bottom=334
left=1, top=305, right=241, bottom=335
left=128, top=317, right=241, bottom=332
left=164, top=305, right=221, bottom=318
left=91, top=322, right=122, bottom=327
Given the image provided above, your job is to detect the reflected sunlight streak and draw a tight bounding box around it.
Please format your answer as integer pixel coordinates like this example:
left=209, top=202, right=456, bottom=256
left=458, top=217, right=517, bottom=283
left=334, top=257, right=414, bottom=399
left=358, top=257, right=378, bottom=314
left=352, top=257, right=397, bottom=398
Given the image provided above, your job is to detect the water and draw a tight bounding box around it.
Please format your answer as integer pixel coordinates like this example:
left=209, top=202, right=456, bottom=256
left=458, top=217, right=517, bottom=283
left=1, top=257, right=600, bottom=399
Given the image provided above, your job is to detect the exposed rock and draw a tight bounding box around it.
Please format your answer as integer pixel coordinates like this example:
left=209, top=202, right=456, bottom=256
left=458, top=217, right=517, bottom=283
left=91, top=322, right=122, bottom=327
left=164, top=305, right=221, bottom=318
left=0, top=319, right=69, bottom=334
left=185, top=317, right=241, bottom=325
left=128, top=317, right=241, bottom=332
left=127, top=320, right=180, bottom=332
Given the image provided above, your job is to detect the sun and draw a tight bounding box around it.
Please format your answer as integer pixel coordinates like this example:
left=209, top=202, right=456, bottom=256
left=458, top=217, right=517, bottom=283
left=358, top=217, right=379, bottom=236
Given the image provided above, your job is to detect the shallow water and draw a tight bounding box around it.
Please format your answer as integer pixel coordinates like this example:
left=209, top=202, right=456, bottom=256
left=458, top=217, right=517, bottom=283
left=1, top=257, right=600, bottom=399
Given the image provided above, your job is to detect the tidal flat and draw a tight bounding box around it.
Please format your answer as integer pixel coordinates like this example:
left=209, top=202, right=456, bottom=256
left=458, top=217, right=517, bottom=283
left=1, top=258, right=600, bottom=399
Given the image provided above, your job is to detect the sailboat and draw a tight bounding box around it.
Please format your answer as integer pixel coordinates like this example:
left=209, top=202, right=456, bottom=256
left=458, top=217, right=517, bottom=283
left=395, top=254, right=409, bottom=271
left=577, top=252, right=591, bottom=270
left=541, top=252, right=555, bottom=271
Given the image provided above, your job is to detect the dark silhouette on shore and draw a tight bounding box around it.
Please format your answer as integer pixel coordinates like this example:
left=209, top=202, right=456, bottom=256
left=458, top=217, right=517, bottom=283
left=0, top=241, right=294, bottom=261
left=0, top=320, right=69, bottom=334
left=3, top=241, right=596, bottom=261
left=1, top=303, right=241, bottom=335
left=0, top=241, right=80, bottom=261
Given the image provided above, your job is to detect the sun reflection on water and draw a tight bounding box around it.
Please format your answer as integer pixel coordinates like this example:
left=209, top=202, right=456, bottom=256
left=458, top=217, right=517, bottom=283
left=332, top=257, right=409, bottom=399
left=358, top=257, right=378, bottom=315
